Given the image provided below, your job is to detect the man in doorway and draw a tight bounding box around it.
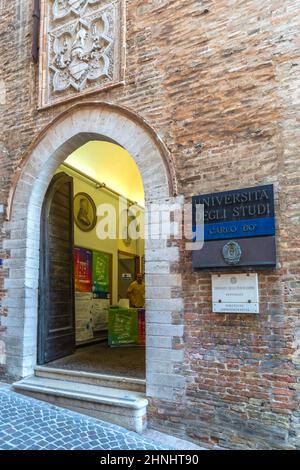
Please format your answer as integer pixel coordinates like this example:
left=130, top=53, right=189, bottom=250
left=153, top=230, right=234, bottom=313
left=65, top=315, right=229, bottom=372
left=127, top=273, right=145, bottom=308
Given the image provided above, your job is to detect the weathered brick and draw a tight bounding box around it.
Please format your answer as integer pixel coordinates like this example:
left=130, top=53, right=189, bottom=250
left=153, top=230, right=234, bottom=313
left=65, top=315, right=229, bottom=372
left=0, top=0, right=299, bottom=450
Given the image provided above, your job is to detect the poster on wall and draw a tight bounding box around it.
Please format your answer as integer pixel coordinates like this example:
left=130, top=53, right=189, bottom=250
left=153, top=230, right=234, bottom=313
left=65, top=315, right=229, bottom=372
left=92, top=250, right=110, bottom=299
left=74, top=247, right=92, bottom=292
left=75, top=292, right=94, bottom=343
left=91, top=299, right=110, bottom=331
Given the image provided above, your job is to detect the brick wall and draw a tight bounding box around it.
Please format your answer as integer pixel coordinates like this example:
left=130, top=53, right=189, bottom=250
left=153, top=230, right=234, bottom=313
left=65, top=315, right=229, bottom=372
left=0, top=0, right=299, bottom=448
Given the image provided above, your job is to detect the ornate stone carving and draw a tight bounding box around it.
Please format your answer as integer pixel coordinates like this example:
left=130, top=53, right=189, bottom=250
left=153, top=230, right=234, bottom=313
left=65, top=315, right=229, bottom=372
left=50, top=12, right=112, bottom=93
left=39, top=0, right=125, bottom=108
left=53, top=1, right=102, bottom=20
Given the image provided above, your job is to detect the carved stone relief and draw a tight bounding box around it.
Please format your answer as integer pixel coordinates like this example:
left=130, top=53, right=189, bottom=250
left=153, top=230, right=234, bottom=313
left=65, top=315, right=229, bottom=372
left=39, top=0, right=125, bottom=108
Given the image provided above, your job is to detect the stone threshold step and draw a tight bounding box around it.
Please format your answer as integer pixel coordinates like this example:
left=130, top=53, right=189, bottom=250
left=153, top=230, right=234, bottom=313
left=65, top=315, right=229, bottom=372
left=14, top=375, right=147, bottom=409
left=13, top=376, right=148, bottom=433
left=35, top=366, right=146, bottom=393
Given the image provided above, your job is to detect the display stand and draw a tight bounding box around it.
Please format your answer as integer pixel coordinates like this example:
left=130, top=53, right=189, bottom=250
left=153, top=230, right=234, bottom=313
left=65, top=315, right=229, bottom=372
left=108, top=308, right=145, bottom=347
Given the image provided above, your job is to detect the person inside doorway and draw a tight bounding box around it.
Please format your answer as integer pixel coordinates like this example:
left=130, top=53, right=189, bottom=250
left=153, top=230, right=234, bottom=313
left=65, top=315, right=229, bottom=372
left=127, top=273, right=145, bottom=308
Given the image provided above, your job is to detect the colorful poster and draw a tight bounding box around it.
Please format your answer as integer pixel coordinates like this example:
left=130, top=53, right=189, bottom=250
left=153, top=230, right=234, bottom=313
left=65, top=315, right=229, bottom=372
left=74, top=247, right=92, bottom=292
left=92, top=250, right=110, bottom=299
left=75, top=292, right=93, bottom=343
left=138, top=309, right=145, bottom=345
left=108, top=308, right=138, bottom=346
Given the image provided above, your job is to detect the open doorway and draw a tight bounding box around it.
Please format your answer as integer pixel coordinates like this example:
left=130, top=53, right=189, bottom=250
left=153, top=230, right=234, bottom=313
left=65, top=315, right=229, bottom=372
left=37, top=141, right=145, bottom=379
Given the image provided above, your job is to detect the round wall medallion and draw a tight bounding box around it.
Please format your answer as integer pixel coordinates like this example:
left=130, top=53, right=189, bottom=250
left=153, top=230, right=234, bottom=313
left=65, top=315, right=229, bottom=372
left=74, top=192, right=97, bottom=232
left=222, top=241, right=242, bottom=265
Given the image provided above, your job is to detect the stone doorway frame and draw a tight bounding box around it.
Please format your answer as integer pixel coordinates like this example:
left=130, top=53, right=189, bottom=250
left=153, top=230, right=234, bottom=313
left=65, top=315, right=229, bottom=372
left=3, top=102, right=185, bottom=401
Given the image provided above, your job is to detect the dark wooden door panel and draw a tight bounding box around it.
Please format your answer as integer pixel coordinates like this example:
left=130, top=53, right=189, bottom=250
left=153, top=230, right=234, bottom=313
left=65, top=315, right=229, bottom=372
left=48, top=226, right=72, bottom=240
left=48, top=289, right=72, bottom=303
left=49, top=271, right=73, bottom=286
left=44, top=333, right=75, bottom=363
left=38, top=172, right=75, bottom=365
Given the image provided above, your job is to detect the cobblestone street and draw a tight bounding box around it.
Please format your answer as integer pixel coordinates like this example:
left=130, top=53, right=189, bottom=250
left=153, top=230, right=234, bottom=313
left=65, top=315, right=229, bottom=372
left=0, top=385, right=165, bottom=451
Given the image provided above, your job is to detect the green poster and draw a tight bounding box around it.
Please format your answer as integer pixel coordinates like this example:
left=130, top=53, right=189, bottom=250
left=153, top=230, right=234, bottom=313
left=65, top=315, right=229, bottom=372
left=92, top=251, right=110, bottom=299
left=108, top=308, right=138, bottom=346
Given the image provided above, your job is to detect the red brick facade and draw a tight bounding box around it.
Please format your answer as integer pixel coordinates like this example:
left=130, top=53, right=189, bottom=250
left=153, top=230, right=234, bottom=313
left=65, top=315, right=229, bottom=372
left=0, top=0, right=299, bottom=449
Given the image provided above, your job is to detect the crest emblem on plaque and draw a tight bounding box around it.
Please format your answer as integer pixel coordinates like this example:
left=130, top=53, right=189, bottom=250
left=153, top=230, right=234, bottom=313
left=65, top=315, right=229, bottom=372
left=222, top=241, right=242, bottom=265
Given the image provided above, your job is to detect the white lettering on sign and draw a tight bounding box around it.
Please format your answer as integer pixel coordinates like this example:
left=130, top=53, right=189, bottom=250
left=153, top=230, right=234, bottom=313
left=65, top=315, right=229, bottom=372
left=212, top=273, right=259, bottom=314
left=122, top=273, right=132, bottom=280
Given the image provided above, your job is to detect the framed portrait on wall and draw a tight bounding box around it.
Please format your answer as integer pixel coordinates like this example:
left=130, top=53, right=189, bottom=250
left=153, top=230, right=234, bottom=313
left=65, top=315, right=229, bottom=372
left=74, top=192, right=97, bottom=232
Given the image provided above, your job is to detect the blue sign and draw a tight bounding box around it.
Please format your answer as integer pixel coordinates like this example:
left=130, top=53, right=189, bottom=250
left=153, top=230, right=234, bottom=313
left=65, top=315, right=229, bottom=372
left=192, top=185, right=275, bottom=242
left=199, top=217, right=275, bottom=241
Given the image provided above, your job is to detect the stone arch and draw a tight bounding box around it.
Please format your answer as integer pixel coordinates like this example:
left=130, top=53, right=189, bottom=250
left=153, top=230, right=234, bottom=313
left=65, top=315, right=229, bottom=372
left=7, top=102, right=177, bottom=220
left=3, top=103, right=184, bottom=402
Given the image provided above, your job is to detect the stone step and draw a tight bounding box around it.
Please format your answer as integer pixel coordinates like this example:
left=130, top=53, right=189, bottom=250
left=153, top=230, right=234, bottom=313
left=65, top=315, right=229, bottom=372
left=35, top=366, right=146, bottom=393
left=13, top=376, right=148, bottom=433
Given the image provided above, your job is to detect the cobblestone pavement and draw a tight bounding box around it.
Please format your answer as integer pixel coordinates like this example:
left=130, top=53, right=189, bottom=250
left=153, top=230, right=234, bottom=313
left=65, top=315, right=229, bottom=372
left=0, top=386, right=166, bottom=450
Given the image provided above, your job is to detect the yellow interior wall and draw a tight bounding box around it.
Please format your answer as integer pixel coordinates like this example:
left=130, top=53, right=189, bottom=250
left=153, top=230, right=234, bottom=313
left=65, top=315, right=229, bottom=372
left=65, top=141, right=145, bottom=207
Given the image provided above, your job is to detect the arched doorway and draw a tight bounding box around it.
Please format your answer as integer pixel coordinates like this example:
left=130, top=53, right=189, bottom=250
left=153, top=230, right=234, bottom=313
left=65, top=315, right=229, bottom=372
left=4, top=103, right=184, bottom=407
left=38, top=139, right=146, bottom=381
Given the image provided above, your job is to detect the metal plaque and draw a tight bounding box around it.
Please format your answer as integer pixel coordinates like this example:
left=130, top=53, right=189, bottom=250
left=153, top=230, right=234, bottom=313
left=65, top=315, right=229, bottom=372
left=212, top=273, right=259, bottom=314
left=192, top=236, right=276, bottom=269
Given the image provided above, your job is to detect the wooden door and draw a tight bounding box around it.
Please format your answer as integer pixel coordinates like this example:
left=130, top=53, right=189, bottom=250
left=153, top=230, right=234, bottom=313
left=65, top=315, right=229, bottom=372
left=38, top=172, right=75, bottom=364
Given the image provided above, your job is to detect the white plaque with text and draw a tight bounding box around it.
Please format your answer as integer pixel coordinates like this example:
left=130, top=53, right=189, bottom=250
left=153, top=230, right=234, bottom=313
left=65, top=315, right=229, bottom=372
left=212, top=273, right=259, bottom=314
